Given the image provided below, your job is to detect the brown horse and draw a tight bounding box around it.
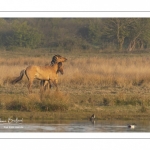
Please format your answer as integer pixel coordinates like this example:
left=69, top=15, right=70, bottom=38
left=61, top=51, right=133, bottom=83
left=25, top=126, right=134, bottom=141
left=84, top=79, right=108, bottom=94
left=40, top=61, right=64, bottom=91
left=11, top=55, right=67, bottom=93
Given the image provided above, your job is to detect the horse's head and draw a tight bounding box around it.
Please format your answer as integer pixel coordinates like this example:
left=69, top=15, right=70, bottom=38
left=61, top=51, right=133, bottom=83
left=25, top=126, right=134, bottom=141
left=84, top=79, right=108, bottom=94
left=57, top=62, right=64, bottom=75
left=51, top=55, right=67, bottom=64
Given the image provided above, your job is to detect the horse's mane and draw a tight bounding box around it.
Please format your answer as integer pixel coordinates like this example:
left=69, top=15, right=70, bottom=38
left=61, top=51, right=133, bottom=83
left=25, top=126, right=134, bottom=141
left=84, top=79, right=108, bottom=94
left=51, top=55, right=61, bottom=65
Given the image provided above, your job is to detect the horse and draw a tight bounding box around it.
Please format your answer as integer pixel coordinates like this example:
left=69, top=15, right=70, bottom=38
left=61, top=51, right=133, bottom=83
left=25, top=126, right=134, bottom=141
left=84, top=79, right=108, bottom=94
left=40, top=61, right=64, bottom=91
left=11, top=55, right=67, bottom=93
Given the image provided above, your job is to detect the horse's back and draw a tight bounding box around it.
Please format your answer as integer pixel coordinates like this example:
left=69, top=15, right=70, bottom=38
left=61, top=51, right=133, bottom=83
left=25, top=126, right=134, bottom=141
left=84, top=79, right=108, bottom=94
left=25, top=65, right=57, bottom=80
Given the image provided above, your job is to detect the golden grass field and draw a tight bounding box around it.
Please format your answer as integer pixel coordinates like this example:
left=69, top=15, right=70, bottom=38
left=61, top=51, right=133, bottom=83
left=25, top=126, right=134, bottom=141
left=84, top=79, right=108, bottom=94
left=0, top=50, right=150, bottom=120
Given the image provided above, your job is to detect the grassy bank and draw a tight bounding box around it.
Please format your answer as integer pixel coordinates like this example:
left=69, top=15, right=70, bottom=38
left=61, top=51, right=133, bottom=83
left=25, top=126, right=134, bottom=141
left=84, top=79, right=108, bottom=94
left=0, top=50, right=150, bottom=120
left=0, top=90, right=150, bottom=120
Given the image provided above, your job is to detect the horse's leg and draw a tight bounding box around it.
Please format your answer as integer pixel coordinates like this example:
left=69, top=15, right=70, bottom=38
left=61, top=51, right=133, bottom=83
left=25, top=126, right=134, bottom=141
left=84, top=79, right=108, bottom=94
left=42, top=80, right=48, bottom=91
left=48, top=80, right=52, bottom=90
left=27, top=80, right=33, bottom=93
left=52, top=80, right=58, bottom=91
left=25, top=71, right=34, bottom=94
left=40, top=80, right=45, bottom=92
left=43, top=80, right=51, bottom=92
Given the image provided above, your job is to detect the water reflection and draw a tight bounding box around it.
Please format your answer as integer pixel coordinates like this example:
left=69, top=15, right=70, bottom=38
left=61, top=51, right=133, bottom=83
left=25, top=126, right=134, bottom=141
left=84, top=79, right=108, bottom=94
left=0, top=119, right=150, bottom=132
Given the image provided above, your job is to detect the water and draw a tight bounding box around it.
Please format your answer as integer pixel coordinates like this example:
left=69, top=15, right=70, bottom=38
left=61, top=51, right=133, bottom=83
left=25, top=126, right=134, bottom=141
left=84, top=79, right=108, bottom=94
left=0, top=119, right=150, bottom=132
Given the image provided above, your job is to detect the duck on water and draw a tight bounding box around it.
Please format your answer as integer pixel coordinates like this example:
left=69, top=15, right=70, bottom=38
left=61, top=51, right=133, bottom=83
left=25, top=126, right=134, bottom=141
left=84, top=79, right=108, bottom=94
left=90, top=114, right=95, bottom=121
left=127, top=124, right=136, bottom=129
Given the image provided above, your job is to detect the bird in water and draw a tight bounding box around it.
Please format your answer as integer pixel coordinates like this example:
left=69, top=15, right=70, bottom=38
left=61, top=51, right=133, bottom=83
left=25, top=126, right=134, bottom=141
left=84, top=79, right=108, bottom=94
left=90, top=114, right=95, bottom=125
left=90, top=114, right=95, bottom=121
left=127, top=124, right=136, bottom=129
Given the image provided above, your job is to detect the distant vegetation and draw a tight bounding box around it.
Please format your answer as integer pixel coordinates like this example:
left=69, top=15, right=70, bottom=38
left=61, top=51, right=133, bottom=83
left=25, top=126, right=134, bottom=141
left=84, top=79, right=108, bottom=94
left=0, top=18, right=150, bottom=52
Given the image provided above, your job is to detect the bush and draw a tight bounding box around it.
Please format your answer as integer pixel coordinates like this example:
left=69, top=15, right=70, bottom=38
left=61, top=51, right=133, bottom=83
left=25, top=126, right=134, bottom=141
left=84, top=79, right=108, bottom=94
left=5, top=92, right=70, bottom=112
left=103, top=98, right=110, bottom=106
left=140, top=105, right=147, bottom=113
left=6, top=100, right=28, bottom=111
left=38, top=92, right=69, bottom=111
left=115, top=98, right=142, bottom=106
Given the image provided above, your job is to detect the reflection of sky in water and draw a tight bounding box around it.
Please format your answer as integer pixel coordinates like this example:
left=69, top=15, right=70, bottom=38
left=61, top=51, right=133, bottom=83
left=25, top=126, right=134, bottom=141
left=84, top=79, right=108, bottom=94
left=0, top=120, right=150, bottom=132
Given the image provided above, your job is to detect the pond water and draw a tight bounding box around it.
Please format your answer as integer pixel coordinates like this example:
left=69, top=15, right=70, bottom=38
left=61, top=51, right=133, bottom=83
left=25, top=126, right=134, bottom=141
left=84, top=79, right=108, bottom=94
left=0, top=119, right=150, bottom=132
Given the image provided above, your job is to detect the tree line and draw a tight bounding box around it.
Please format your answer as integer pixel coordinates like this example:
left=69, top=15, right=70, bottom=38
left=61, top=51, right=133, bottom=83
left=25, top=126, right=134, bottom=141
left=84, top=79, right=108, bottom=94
left=0, top=18, right=150, bottom=52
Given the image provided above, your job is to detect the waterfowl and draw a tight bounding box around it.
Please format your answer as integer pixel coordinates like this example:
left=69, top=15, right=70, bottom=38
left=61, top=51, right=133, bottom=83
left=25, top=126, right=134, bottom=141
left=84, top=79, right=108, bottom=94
left=128, top=124, right=136, bottom=129
left=90, top=114, right=95, bottom=121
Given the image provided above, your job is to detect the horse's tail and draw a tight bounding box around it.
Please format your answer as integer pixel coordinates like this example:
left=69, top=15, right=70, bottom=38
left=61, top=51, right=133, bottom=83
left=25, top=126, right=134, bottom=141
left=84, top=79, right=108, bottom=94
left=11, top=70, right=25, bottom=84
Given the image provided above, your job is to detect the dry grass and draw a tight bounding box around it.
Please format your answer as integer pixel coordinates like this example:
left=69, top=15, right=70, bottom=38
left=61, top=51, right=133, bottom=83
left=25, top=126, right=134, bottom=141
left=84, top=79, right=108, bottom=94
left=59, top=56, right=150, bottom=89
left=1, top=53, right=150, bottom=88
left=1, top=51, right=150, bottom=119
left=0, top=91, right=70, bottom=112
left=1, top=53, right=150, bottom=96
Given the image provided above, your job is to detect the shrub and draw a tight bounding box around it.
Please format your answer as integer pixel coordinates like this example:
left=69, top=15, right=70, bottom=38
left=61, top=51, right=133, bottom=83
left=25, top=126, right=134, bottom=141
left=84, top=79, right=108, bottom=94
left=6, top=100, right=28, bottom=111
left=103, top=98, right=110, bottom=106
left=38, top=92, right=69, bottom=111
left=5, top=92, right=70, bottom=112
left=140, top=105, right=147, bottom=113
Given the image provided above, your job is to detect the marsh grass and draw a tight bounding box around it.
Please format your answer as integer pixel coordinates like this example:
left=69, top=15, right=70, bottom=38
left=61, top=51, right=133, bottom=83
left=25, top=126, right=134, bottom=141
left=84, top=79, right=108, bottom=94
left=1, top=53, right=150, bottom=89
left=0, top=92, right=70, bottom=112
left=1, top=51, right=150, bottom=119
left=39, top=91, right=70, bottom=111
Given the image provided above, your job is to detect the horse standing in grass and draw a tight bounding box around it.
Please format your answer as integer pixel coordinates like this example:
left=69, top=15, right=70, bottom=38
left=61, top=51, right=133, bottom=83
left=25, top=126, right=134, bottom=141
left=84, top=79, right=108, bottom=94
left=11, top=55, right=67, bottom=93
left=40, top=61, right=64, bottom=91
